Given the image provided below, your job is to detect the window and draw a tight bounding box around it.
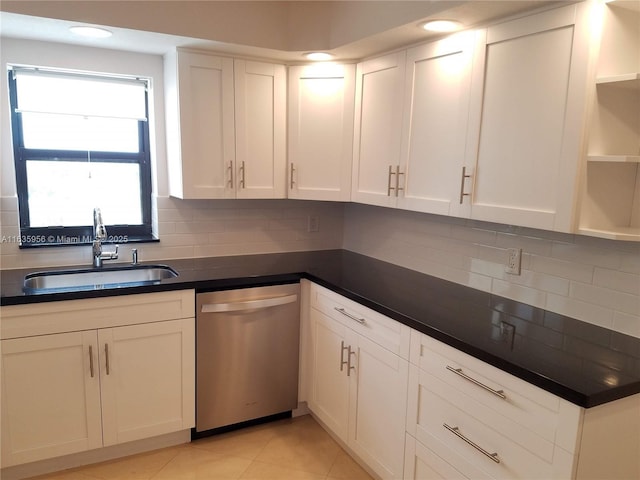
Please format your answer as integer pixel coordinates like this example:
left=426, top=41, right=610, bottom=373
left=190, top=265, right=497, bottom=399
left=8, top=67, right=154, bottom=247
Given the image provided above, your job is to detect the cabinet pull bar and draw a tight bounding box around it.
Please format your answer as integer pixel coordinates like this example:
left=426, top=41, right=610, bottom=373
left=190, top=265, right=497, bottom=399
left=105, top=343, right=110, bottom=375
left=228, top=161, right=234, bottom=188
left=340, top=340, right=348, bottom=372
left=459, top=166, right=471, bottom=204
left=443, top=423, right=500, bottom=464
left=395, top=165, right=404, bottom=197
left=446, top=365, right=506, bottom=399
left=334, top=307, right=366, bottom=325
left=290, top=163, right=295, bottom=190
left=89, top=345, right=94, bottom=378
left=347, top=345, right=356, bottom=377
left=240, top=161, right=246, bottom=189
left=387, top=165, right=396, bottom=196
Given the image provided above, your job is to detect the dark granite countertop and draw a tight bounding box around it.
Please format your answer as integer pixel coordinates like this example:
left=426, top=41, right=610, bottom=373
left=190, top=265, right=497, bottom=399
left=2, top=249, right=639, bottom=408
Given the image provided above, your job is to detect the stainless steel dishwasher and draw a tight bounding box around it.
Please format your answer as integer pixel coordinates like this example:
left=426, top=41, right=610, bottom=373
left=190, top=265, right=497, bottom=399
left=195, top=283, right=300, bottom=433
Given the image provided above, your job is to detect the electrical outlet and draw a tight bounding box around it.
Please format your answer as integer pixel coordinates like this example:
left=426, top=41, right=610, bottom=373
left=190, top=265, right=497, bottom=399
left=307, top=216, right=319, bottom=233
left=505, top=247, right=522, bottom=275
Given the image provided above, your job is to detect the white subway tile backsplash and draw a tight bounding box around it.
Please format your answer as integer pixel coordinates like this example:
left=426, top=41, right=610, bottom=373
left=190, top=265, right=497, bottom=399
left=570, top=282, right=640, bottom=317
left=593, top=268, right=640, bottom=296
left=529, top=254, right=594, bottom=283
left=612, top=311, right=640, bottom=337
left=546, top=294, right=614, bottom=329
left=509, top=269, right=571, bottom=296
left=343, top=204, right=639, bottom=338
left=551, top=241, right=623, bottom=270
left=1, top=195, right=638, bottom=338
left=492, top=279, right=547, bottom=309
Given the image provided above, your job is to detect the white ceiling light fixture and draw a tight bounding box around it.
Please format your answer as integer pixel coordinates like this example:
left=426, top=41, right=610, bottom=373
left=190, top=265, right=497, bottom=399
left=304, top=52, right=334, bottom=61
left=421, top=20, right=463, bottom=33
left=69, top=26, right=113, bottom=38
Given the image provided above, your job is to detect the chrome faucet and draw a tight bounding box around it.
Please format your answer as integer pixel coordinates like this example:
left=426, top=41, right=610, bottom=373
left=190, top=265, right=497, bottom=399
left=92, top=208, right=118, bottom=267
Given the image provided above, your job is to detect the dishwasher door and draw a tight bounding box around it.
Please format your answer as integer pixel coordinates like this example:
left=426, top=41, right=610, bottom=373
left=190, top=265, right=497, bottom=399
left=196, top=283, right=300, bottom=432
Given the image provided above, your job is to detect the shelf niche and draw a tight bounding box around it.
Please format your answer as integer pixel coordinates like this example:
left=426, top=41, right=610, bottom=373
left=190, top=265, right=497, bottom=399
left=579, top=1, right=640, bottom=241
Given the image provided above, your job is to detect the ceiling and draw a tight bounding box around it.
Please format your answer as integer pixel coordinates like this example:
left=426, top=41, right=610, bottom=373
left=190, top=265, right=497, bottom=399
left=0, top=1, right=568, bottom=62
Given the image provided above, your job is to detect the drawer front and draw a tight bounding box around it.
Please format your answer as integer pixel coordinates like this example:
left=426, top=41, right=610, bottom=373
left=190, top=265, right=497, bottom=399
left=409, top=366, right=575, bottom=479
left=410, top=331, right=563, bottom=444
left=310, top=283, right=410, bottom=359
left=1, top=290, right=196, bottom=339
left=405, top=433, right=491, bottom=480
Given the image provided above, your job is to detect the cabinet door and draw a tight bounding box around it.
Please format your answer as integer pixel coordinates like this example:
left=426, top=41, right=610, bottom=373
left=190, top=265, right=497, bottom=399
left=234, top=60, right=286, bottom=199
left=348, top=330, right=409, bottom=480
left=169, top=51, right=235, bottom=199
left=464, top=3, right=591, bottom=231
left=352, top=52, right=406, bottom=207
left=288, top=64, right=355, bottom=201
left=1, top=331, right=102, bottom=466
left=99, top=319, right=195, bottom=446
left=308, top=307, right=350, bottom=443
left=398, top=32, right=475, bottom=217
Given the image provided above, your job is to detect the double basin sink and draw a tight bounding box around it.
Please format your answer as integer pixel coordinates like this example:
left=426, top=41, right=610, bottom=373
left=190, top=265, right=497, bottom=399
left=24, top=264, right=178, bottom=292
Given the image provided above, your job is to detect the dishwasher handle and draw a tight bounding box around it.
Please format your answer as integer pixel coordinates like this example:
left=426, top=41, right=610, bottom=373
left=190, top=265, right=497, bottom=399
left=201, top=294, right=298, bottom=313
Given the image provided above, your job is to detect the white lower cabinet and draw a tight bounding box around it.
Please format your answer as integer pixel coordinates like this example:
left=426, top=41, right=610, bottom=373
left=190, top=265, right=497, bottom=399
left=306, top=282, right=410, bottom=479
left=303, top=283, right=639, bottom=480
left=0, top=291, right=195, bottom=468
left=406, top=330, right=640, bottom=480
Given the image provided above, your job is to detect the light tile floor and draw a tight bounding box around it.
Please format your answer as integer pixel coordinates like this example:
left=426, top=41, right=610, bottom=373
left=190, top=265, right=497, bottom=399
left=31, top=415, right=375, bottom=480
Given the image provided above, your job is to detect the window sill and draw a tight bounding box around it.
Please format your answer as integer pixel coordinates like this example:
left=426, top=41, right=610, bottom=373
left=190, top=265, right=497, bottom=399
left=17, top=235, right=159, bottom=249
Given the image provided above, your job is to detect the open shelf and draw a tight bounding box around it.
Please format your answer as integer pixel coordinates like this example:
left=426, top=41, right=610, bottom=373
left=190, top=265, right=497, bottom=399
left=587, top=155, right=640, bottom=163
left=596, top=73, right=640, bottom=90
left=578, top=227, right=640, bottom=242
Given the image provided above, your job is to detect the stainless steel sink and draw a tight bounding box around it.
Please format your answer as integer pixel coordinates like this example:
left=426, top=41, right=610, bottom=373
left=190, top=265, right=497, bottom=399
left=24, top=265, right=178, bottom=292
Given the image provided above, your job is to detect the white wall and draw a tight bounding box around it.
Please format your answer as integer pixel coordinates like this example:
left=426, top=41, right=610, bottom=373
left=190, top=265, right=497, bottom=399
left=343, top=203, right=640, bottom=338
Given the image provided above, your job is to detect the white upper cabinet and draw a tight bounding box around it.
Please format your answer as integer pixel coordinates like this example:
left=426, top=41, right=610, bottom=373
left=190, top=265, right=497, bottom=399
left=461, top=3, right=592, bottom=232
left=165, top=50, right=286, bottom=199
left=165, top=51, right=235, bottom=199
left=351, top=52, right=406, bottom=207
left=398, top=32, right=477, bottom=216
left=234, top=59, right=286, bottom=199
left=288, top=64, right=355, bottom=201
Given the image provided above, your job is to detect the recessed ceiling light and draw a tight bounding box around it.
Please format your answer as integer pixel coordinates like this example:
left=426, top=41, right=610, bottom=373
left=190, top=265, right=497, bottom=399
left=69, top=26, right=113, bottom=38
left=304, top=52, right=334, bottom=61
left=421, top=20, right=463, bottom=33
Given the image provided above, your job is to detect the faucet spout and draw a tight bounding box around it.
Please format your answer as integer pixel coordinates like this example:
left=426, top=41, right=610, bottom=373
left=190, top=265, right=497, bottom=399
left=92, top=208, right=118, bottom=268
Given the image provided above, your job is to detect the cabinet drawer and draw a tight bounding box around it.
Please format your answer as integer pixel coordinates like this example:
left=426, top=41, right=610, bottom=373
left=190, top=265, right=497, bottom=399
left=404, top=433, right=491, bottom=480
left=409, top=331, right=581, bottom=453
left=310, top=283, right=410, bottom=359
left=1, top=290, right=196, bottom=339
left=411, top=371, right=575, bottom=479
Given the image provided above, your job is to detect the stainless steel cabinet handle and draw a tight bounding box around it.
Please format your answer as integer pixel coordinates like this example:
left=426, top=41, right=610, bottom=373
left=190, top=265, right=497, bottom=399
left=340, top=341, right=348, bottom=372
left=395, top=165, right=404, bottom=197
left=334, top=307, right=366, bottom=325
left=347, top=345, right=356, bottom=377
left=459, top=166, right=471, bottom=204
left=239, top=161, right=246, bottom=188
left=387, top=165, right=396, bottom=196
left=290, top=163, right=295, bottom=190
left=227, top=161, right=234, bottom=188
left=105, top=343, right=110, bottom=375
left=202, top=294, right=298, bottom=313
left=443, top=423, right=500, bottom=464
left=89, top=345, right=95, bottom=378
left=446, top=365, right=506, bottom=399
